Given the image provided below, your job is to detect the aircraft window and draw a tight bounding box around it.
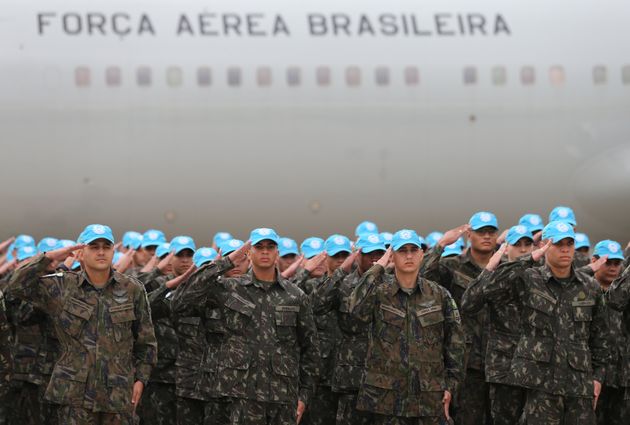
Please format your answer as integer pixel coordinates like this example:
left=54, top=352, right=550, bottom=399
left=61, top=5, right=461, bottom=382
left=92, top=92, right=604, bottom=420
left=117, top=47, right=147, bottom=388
left=592, top=66, right=607, bottom=85
left=106, top=67, right=121, bottom=86
left=404, top=67, right=419, bottom=86
left=623, top=65, right=630, bottom=85
left=375, top=67, right=390, bottom=86
left=346, top=66, right=361, bottom=87
left=287, top=67, right=301, bottom=86
left=549, top=66, right=565, bottom=86
left=521, top=67, right=535, bottom=85
left=137, top=66, right=152, bottom=86
left=75, top=67, right=90, bottom=87
left=492, top=66, right=507, bottom=85
left=463, top=67, right=477, bottom=85
left=197, top=67, right=211, bottom=86
left=227, top=67, right=241, bottom=86
left=316, top=67, right=331, bottom=86
left=257, top=67, right=272, bottom=86
left=167, top=67, right=183, bottom=87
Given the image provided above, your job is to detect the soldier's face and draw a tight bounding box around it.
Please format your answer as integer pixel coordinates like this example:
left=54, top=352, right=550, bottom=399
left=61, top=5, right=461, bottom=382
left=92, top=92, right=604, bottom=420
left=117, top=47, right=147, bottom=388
left=468, top=227, right=498, bottom=254
left=172, top=249, right=194, bottom=276
left=135, top=246, right=156, bottom=266
left=393, top=244, right=423, bottom=274
left=326, top=251, right=349, bottom=275
left=250, top=241, right=278, bottom=271
left=545, top=238, right=575, bottom=269
left=593, top=257, right=623, bottom=286
left=278, top=254, right=298, bottom=272
left=507, top=238, right=534, bottom=261
left=359, top=250, right=384, bottom=274
left=82, top=240, right=114, bottom=272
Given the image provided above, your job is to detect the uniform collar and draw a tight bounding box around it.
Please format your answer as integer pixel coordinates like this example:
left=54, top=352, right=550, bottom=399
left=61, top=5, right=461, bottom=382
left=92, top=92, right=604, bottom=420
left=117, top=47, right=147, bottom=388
left=79, top=268, right=119, bottom=289
left=391, top=272, right=423, bottom=295
left=245, top=268, right=288, bottom=291
left=541, top=264, right=579, bottom=285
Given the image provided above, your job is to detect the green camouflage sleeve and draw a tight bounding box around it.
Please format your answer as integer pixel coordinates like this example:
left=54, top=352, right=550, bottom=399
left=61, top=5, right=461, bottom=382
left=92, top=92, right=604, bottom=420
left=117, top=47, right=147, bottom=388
left=147, top=284, right=172, bottom=321
left=311, top=268, right=348, bottom=315
left=590, top=291, right=610, bottom=383
left=134, top=268, right=163, bottom=286
left=296, top=294, right=321, bottom=406
left=442, top=289, right=465, bottom=393
left=291, top=268, right=311, bottom=289
left=132, top=283, right=158, bottom=385
left=6, top=254, right=59, bottom=315
left=482, top=255, right=534, bottom=305
left=349, top=264, right=384, bottom=323
left=170, top=258, right=233, bottom=316
left=420, top=244, right=443, bottom=275
left=460, top=269, right=492, bottom=315
left=605, top=264, right=630, bottom=312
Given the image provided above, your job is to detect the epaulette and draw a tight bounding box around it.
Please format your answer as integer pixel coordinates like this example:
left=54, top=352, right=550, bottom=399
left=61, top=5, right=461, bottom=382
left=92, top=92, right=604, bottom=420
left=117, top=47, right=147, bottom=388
left=41, top=272, right=64, bottom=279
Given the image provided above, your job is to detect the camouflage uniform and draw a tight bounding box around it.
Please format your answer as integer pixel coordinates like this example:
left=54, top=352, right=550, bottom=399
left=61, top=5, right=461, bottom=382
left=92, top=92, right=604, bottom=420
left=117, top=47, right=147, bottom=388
left=348, top=264, right=465, bottom=423
left=573, top=252, right=591, bottom=268
left=311, top=268, right=373, bottom=425
left=484, top=256, right=608, bottom=424
left=35, top=315, right=62, bottom=425
left=171, top=258, right=321, bottom=425
left=423, top=246, right=490, bottom=425
left=7, top=254, right=157, bottom=425
left=0, top=290, right=13, bottom=425
left=460, top=267, right=525, bottom=425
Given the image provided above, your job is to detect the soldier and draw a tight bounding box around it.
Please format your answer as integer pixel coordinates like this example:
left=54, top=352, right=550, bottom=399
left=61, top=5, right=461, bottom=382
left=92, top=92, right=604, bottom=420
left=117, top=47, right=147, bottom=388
left=277, top=238, right=300, bottom=273
left=575, top=233, right=591, bottom=267
left=591, top=240, right=627, bottom=424
left=349, top=229, right=465, bottom=425
left=290, top=238, right=326, bottom=293
left=6, top=224, right=157, bottom=425
left=518, top=214, right=544, bottom=239
left=129, top=229, right=167, bottom=275
left=484, top=221, right=608, bottom=424
left=172, top=228, right=320, bottom=425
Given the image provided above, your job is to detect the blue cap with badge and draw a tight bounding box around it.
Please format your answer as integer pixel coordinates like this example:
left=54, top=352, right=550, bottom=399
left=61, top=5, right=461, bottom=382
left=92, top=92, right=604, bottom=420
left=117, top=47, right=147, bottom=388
left=380, top=232, right=393, bottom=247
left=506, top=225, right=534, bottom=246
left=549, top=206, right=576, bottom=226
left=279, top=238, right=299, bottom=257
left=14, top=234, right=36, bottom=249
left=301, top=237, right=325, bottom=259
left=425, top=232, right=444, bottom=248
left=37, top=237, right=59, bottom=253
left=574, top=233, right=590, bottom=250
left=356, top=233, right=386, bottom=253
left=80, top=224, right=115, bottom=245
left=469, top=212, right=499, bottom=231
left=593, top=240, right=624, bottom=260
left=213, top=232, right=233, bottom=246
left=141, top=229, right=166, bottom=248
left=170, top=236, right=196, bottom=255
left=249, top=228, right=280, bottom=246
left=542, top=221, right=575, bottom=243
left=156, top=243, right=171, bottom=259
left=122, top=231, right=143, bottom=249
left=519, top=214, right=544, bottom=233
left=17, top=245, right=37, bottom=261
left=442, top=238, right=465, bottom=257
left=325, top=235, right=352, bottom=256
left=194, top=247, right=218, bottom=267
left=391, top=229, right=423, bottom=251
left=355, top=221, right=379, bottom=237
left=220, top=239, right=244, bottom=256
left=59, top=239, right=76, bottom=249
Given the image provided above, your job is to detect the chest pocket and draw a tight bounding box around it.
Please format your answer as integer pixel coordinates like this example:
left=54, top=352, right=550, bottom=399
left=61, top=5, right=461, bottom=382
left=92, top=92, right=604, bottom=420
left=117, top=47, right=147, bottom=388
left=451, top=271, right=473, bottom=302
left=572, top=300, right=595, bottom=321
left=275, top=305, right=299, bottom=342
left=523, top=289, right=556, bottom=333
left=224, top=293, right=255, bottom=332
left=110, top=303, right=136, bottom=342
left=379, top=304, right=405, bottom=344
left=178, top=316, right=201, bottom=337
left=205, top=308, right=224, bottom=334
left=60, top=297, right=94, bottom=338
left=416, top=305, right=445, bottom=346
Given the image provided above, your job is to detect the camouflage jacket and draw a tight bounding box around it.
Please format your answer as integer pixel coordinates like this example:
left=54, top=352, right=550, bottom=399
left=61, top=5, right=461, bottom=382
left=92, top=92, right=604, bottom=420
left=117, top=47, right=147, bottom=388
left=424, top=246, right=488, bottom=372
left=171, top=258, right=321, bottom=405
left=349, top=264, right=465, bottom=417
left=7, top=254, right=157, bottom=413
left=485, top=255, right=608, bottom=396
left=604, top=264, right=630, bottom=388
left=0, top=290, right=12, bottom=398
left=6, top=298, right=44, bottom=385
left=311, top=268, right=370, bottom=393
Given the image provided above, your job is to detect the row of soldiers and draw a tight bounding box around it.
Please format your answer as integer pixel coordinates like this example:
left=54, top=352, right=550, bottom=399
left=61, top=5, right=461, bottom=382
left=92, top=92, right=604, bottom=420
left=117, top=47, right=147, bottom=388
left=0, top=206, right=629, bottom=424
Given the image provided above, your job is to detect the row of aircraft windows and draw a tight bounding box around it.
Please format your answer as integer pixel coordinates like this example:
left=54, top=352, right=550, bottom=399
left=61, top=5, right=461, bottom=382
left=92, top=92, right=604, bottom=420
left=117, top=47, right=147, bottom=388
left=74, top=65, right=630, bottom=88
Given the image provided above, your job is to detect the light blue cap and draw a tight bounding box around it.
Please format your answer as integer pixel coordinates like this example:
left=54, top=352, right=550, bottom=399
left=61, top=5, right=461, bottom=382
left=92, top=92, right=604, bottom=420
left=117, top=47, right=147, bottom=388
left=220, top=239, right=244, bottom=256
left=59, top=239, right=76, bottom=249
left=417, top=235, right=428, bottom=249
left=112, top=251, right=123, bottom=265
left=17, top=245, right=37, bottom=261
left=14, top=234, right=36, bottom=249
left=392, top=229, right=423, bottom=251
left=279, top=238, right=299, bottom=257
left=593, top=240, right=624, bottom=260
left=542, top=221, right=575, bottom=243
left=325, top=235, right=352, bottom=256
left=170, top=236, right=196, bottom=255
left=355, top=221, right=379, bottom=237
left=249, top=228, right=280, bottom=246
left=6, top=244, right=14, bottom=261
left=519, top=214, right=544, bottom=232
left=71, top=261, right=81, bottom=270
left=80, top=224, right=115, bottom=245
left=356, top=233, right=386, bottom=254
left=380, top=232, right=393, bottom=247
left=469, top=211, right=499, bottom=231
left=122, top=231, right=143, bottom=249
left=442, top=238, right=465, bottom=257
left=156, top=243, right=171, bottom=259
left=506, top=225, right=534, bottom=246
left=213, top=232, right=233, bottom=246
left=301, top=237, right=325, bottom=259
left=37, top=237, right=59, bottom=253
left=549, top=206, right=576, bottom=226
left=141, top=229, right=166, bottom=248
left=425, top=232, right=444, bottom=248
left=194, top=247, right=218, bottom=267
left=574, top=233, right=590, bottom=250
